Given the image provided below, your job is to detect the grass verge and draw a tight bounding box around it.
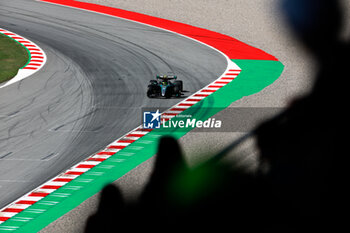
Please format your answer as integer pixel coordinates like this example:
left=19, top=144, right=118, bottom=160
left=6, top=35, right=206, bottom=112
left=0, top=33, right=29, bottom=84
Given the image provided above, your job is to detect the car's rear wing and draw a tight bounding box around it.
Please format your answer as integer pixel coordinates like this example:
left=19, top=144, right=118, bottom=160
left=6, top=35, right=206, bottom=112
left=156, top=75, right=177, bottom=80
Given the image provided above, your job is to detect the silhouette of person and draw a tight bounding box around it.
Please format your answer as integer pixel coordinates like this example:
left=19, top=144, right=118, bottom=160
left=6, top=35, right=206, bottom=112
left=256, top=0, right=349, bottom=231
left=86, top=136, right=265, bottom=232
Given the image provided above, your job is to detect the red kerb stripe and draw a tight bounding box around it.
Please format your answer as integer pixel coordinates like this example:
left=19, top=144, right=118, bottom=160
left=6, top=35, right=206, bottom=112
left=170, top=108, right=188, bottom=111
left=2, top=208, right=24, bottom=213
left=126, top=133, right=145, bottom=138
left=97, top=151, right=115, bottom=155
left=29, top=192, right=49, bottom=197
left=108, top=145, right=126, bottom=150
left=208, top=85, right=223, bottom=88
left=53, top=178, right=73, bottom=182
left=87, top=158, right=106, bottom=162
left=201, top=89, right=216, bottom=92
left=178, top=103, right=194, bottom=107
left=41, top=185, right=61, bottom=190
left=193, top=94, right=209, bottom=97
left=77, top=164, right=95, bottom=169
left=16, top=200, right=36, bottom=205
left=65, top=171, right=85, bottom=175
left=0, top=217, right=10, bottom=221
left=118, top=139, right=135, bottom=143
left=185, top=99, right=201, bottom=102
left=31, top=56, right=44, bottom=59
left=17, top=40, right=31, bottom=43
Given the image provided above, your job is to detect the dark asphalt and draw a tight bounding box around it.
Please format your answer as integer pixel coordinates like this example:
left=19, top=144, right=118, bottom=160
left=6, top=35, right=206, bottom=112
left=0, top=0, right=227, bottom=208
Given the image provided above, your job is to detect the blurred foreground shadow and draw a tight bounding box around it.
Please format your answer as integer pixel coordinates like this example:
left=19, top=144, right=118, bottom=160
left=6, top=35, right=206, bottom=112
left=85, top=0, right=349, bottom=232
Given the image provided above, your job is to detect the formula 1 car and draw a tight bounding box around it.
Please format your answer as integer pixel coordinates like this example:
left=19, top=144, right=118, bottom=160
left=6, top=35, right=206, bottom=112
left=147, top=75, right=183, bottom=98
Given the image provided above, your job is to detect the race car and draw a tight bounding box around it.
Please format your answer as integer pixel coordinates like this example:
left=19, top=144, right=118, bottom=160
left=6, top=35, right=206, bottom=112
left=147, top=75, right=183, bottom=98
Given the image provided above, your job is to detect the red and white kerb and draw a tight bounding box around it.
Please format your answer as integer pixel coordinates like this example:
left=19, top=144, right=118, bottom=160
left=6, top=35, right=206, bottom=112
left=0, top=28, right=46, bottom=88
left=0, top=60, right=240, bottom=224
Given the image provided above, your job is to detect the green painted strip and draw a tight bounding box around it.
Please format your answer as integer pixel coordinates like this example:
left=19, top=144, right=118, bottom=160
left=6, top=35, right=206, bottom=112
left=0, top=59, right=283, bottom=233
left=20, top=45, right=31, bottom=69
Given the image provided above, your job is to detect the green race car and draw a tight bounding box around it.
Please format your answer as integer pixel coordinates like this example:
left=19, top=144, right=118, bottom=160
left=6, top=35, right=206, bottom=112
left=147, top=75, right=183, bottom=98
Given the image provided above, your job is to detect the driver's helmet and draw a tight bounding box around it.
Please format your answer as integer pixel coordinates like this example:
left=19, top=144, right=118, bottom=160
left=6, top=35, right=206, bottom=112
left=161, top=75, right=168, bottom=85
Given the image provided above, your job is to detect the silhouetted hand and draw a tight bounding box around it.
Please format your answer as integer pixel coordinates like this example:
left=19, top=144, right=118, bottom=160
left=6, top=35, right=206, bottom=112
left=85, top=136, right=262, bottom=232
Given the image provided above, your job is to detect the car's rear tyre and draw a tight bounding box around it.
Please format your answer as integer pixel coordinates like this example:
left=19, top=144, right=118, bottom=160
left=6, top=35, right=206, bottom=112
left=174, top=80, right=183, bottom=91
left=173, top=85, right=181, bottom=97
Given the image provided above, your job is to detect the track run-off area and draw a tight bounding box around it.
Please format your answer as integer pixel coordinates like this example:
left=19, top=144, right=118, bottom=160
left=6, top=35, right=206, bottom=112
left=0, top=0, right=283, bottom=231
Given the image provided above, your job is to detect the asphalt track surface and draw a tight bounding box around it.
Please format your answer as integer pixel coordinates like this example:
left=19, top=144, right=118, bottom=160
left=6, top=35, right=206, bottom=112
left=0, top=0, right=227, bottom=209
